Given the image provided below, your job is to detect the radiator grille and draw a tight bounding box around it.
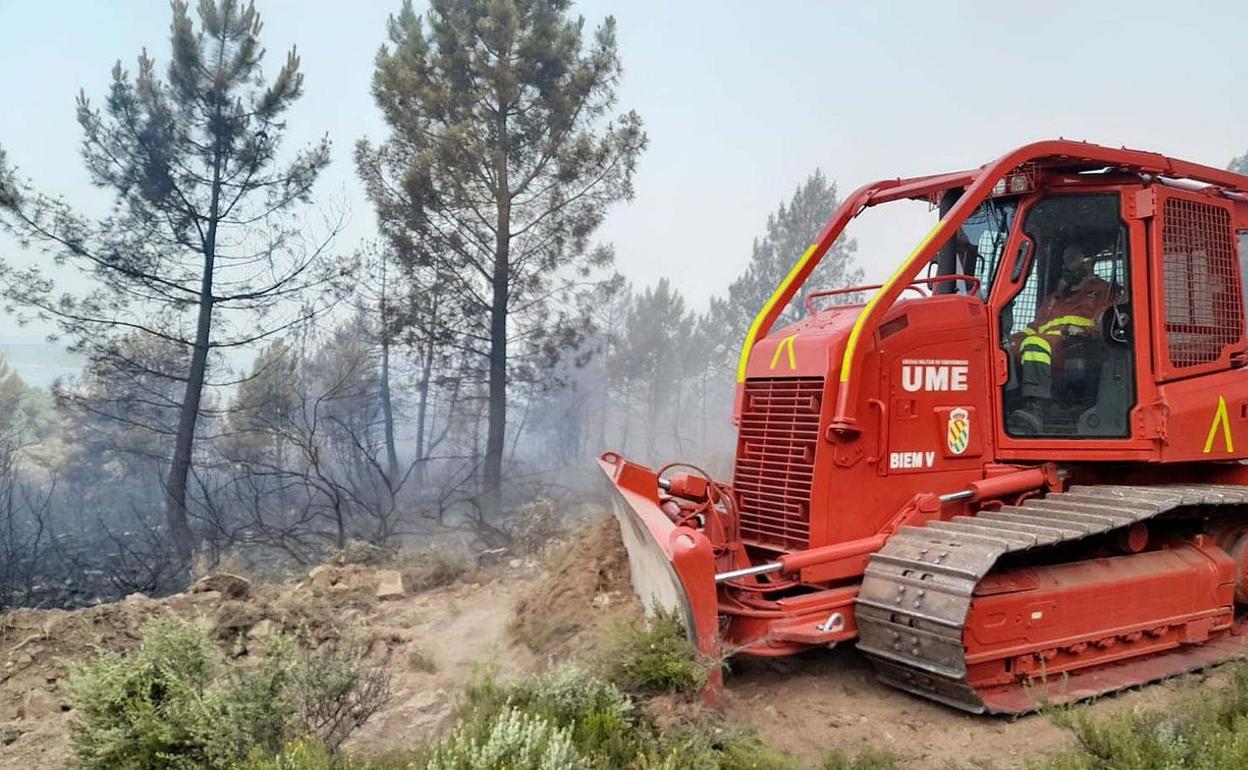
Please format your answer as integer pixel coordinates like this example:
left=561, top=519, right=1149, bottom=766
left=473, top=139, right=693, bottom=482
left=733, top=377, right=823, bottom=550
left=1161, top=198, right=1242, bottom=370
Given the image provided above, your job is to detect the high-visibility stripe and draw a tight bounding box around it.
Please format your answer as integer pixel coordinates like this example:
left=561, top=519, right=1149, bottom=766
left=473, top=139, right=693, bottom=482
left=1021, top=335, right=1052, bottom=353
left=1038, top=315, right=1095, bottom=335
left=1022, top=350, right=1052, bottom=365
left=737, top=244, right=819, bottom=382
left=840, top=221, right=946, bottom=383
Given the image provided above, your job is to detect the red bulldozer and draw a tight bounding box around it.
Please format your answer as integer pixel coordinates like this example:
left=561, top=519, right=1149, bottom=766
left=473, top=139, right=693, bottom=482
left=601, top=140, right=1248, bottom=713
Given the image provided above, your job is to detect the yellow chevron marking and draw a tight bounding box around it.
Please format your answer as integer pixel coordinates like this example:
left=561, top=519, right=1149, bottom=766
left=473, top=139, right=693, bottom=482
left=769, top=334, right=798, bottom=370
left=1203, top=395, right=1235, bottom=454
left=737, top=245, right=818, bottom=382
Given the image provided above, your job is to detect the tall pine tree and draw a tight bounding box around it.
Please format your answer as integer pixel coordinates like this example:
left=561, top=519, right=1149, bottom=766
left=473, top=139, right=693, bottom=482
left=704, top=170, right=861, bottom=374
left=357, top=0, right=646, bottom=519
left=0, top=1, right=337, bottom=564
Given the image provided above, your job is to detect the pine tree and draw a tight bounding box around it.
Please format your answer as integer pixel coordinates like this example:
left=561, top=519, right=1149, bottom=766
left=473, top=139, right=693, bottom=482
left=224, top=340, right=300, bottom=463
left=357, top=0, right=646, bottom=519
left=0, top=1, right=338, bottom=564
left=703, top=170, right=860, bottom=376
left=614, top=279, right=696, bottom=460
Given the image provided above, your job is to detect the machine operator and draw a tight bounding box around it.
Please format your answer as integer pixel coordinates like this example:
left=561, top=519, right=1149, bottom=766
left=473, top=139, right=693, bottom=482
left=1014, top=243, right=1121, bottom=417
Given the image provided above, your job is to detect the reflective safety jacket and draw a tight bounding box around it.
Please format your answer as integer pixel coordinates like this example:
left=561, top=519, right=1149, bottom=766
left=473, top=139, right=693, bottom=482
left=1018, top=276, right=1118, bottom=371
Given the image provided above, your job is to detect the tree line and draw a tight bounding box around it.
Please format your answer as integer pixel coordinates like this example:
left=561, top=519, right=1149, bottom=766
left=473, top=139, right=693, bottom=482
left=0, top=0, right=862, bottom=608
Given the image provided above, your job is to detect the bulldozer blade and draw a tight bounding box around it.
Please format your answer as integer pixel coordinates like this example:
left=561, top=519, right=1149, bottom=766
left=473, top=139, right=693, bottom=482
left=598, top=452, right=720, bottom=657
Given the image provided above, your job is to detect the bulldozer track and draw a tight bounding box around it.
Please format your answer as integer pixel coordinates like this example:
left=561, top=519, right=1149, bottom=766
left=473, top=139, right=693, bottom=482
left=855, top=484, right=1248, bottom=714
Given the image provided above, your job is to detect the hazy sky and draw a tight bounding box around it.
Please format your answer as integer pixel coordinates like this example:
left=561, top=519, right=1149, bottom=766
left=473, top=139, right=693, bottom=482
left=1, top=0, right=1245, bottom=348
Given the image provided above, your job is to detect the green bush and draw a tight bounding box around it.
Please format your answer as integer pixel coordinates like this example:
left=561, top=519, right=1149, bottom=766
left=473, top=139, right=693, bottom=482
left=1038, top=664, right=1248, bottom=769
left=235, top=740, right=339, bottom=770
left=243, top=665, right=800, bottom=770
left=456, top=666, right=638, bottom=767
left=716, top=732, right=805, bottom=770
left=426, top=707, right=587, bottom=770
left=68, top=618, right=390, bottom=770
left=599, top=608, right=717, bottom=697
left=233, top=739, right=426, bottom=770
left=641, top=726, right=802, bottom=770
left=447, top=666, right=799, bottom=770
left=67, top=617, right=290, bottom=770
left=292, top=641, right=393, bottom=753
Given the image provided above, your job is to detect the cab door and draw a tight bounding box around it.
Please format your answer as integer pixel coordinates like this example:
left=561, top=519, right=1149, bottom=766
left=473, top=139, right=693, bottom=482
left=990, top=188, right=1156, bottom=459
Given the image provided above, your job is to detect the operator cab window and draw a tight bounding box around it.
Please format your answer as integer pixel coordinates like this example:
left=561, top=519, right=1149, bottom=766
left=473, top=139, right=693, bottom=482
left=935, top=198, right=1017, bottom=298
left=1000, top=194, right=1134, bottom=439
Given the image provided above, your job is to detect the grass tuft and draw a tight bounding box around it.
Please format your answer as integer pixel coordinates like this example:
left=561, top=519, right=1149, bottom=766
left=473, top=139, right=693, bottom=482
left=821, top=746, right=903, bottom=770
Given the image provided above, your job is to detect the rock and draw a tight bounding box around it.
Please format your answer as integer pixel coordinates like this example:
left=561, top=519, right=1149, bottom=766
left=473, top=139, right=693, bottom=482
left=376, top=570, right=406, bottom=601
left=507, top=558, right=523, bottom=570
left=20, top=689, right=56, bottom=720
left=124, top=592, right=149, bottom=603
left=0, top=726, right=22, bottom=746
left=247, top=619, right=276, bottom=641
left=190, top=572, right=251, bottom=600
left=309, top=565, right=341, bottom=589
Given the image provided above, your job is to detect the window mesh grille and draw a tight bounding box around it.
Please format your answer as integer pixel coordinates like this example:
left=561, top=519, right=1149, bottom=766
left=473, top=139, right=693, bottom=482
left=1161, top=198, right=1241, bottom=369
left=1008, top=267, right=1039, bottom=335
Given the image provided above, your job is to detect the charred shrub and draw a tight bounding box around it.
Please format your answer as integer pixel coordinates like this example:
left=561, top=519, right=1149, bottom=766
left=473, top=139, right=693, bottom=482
left=401, top=547, right=474, bottom=592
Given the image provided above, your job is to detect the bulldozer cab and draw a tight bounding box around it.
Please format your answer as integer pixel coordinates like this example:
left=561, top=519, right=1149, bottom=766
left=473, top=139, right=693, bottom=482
left=992, top=192, right=1135, bottom=439
left=926, top=178, right=1248, bottom=456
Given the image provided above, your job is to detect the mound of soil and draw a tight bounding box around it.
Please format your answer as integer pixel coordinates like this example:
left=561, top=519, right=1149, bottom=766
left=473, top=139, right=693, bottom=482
left=511, top=516, right=641, bottom=657
left=0, top=558, right=538, bottom=767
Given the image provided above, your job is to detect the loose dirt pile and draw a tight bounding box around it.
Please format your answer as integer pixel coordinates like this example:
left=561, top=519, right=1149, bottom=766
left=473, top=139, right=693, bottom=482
left=510, top=516, right=641, bottom=658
